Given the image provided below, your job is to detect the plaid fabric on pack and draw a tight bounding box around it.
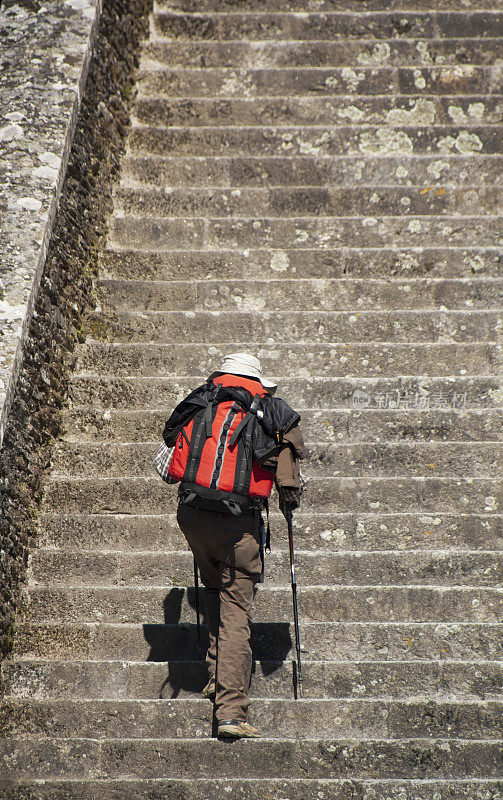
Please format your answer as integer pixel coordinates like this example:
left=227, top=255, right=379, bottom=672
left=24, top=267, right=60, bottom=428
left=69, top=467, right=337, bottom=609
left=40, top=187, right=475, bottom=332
left=155, top=441, right=176, bottom=483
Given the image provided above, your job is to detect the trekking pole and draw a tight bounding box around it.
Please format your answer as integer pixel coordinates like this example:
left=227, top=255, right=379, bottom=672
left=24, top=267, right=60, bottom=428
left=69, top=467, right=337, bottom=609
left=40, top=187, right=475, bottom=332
left=287, top=507, right=303, bottom=699
left=193, top=556, right=201, bottom=643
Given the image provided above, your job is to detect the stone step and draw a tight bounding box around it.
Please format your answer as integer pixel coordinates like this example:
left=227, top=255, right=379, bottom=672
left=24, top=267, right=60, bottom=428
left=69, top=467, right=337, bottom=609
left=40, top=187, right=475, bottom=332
left=95, top=277, right=503, bottom=313
left=3, top=779, right=503, bottom=800
left=14, top=620, right=503, bottom=662
left=24, top=584, right=502, bottom=624
left=150, top=11, right=503, bottom=42
left=4, top=658, right=501, bottom=701
left=119, top=155, right=503, bottom=190
left=49, top=441, right=503, bottom=480
left=67, top=375, right=503, bottom=410
left=28, top=548, right=503, bottom=588
left=136, top=67, right=498, bottom=98
left=100, top=247, right=503, bottom=280
left=110, top=213, right=503, bottom=250
left=155, top=0, right=503, bottom=12
left=41, top=476, right=502, bottom=515
left=60, top=407, right=503, bottom=444
left=85, top=309, right=502, bottom=346
left=74, top=342, right=500, bottom=379
left=1, top=736, right=500, bottom=780
left=2, top=697, right=501, bottom=740
left=141, top=37, right=503, bottom=70
left=113, top=185, right=503, bottom=218
left=37, top=512, right=503, bottom=553
left=133, top=96, right=503, bottom=130
left=127, top=124, right=501, bottom=157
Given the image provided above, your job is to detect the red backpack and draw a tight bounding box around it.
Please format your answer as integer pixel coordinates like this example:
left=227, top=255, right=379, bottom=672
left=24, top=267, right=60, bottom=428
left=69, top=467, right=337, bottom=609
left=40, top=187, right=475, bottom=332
left=165, top=375, right=277, bottom=514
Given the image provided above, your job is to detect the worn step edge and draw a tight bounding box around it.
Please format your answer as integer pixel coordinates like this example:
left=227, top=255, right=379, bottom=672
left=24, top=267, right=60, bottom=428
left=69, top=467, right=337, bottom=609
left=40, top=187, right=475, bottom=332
left=4, top=778, right=503, bottom=796
left=24, top=583, right=503, bottom=591
left=63, top=403, right=503, bottom=410
left=142, top=32, right=503, bottom=41
left=2, top=698, right=501, bottom=741
left=4, top=698, right=501, bottom=709
left=15, top=619, right=502, bottom=626
left=149, top=13, right=503, bottom=25
left=75, top=342, right=502, bottom=352
left=133, top=93, right=503, bottom=106
left=133, top=93, right=503, bottom=105
left=44, top=475, right=503, bottom=483
left=80, top=342, right=502, bottom=349
left=102, top=242, right=503, bottom=249
left=133, top=86, right=503, bottom=92
left=4, top=777, right=502, bottom=800
left=1, top=735, right=501, bottom=781
left=5, top=657, right=501, bottom=696
left=0, top=780, right=498, bottom=797
left=6, top=657, right=501, bottom=665
left=38, top=511, right=503, bottom=517
left=51, top=439, right=503, bottom=446
left=111, top=211, right=503, bottom=220
left=62, top=403, right=503, bottom=411
left=120, top=153, right=503, bottom=158
left=95, top=275, right=503, bottom=283
left=150, top=5, right=503, bottom=13
left=133, top=87, right=503, bottom=93
left=32, top=513, right=503, bottom=552
left=151, top=4, right=503, bottom=14
left=73, top=373, right=503, bottom=380
left=149, top=14, right=503, bottom=28
left=25, top=558, right=503, bottom=589
left=84, top=309, right=503, bottom=317
left=13, top=621, right=502, bottom=661
left=102, top=243, right=503, bottom=253
left=147, top=29, right=503, bottom=35
left=108, top=242, right=503, bottom=253
left=23, top=584, right=503, bottom=623
left=114, top=183, right=503, bottom=195
left=27, top=547, right=503, bottom=556
left=128, top=121, right=503, bottom=130
left=14, top=620, right=502, bottom=629
left=150, top=6, right=503, bottom=11
left=119, top=154, right=503, bottom=168
left=68, top=373, right=503, bottom=380
left=64, top=408, right=503, bottom=417
left=6, top=698, right=500, bottom=706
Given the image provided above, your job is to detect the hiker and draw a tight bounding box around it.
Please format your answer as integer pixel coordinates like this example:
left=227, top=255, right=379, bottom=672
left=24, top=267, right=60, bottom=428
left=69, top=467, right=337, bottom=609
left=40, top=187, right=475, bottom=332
left=158, top=353, right=307, bottom=739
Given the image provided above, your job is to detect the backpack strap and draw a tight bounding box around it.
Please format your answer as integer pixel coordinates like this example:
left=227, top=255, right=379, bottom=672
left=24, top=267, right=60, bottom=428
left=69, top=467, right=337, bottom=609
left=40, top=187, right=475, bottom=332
left=183, top=383, right=223, bottom=482
left=182, top=408, right=209, bottom=486
left=228, top=393, right=262, bottom=497
left=228, top=393, right=261, bottom=447
left=221, top=498, right=242, bottom=516
left=203, top=397, right=215, bottom=438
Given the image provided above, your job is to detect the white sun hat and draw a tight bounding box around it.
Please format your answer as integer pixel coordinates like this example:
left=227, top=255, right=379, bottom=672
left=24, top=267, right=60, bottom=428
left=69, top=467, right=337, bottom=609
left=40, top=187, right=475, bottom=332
left=208, top=352, right=277, bottom=394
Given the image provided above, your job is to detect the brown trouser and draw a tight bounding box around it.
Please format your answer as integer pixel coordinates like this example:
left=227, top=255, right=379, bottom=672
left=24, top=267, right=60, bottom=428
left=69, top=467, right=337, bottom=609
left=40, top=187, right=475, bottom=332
left=176, top=502, right=262, bottom=722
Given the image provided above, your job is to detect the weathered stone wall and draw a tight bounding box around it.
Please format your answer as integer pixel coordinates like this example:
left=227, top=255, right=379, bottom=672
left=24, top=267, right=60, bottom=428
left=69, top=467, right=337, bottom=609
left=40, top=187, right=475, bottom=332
left=0, top=0, right=151, bottom=659
left=0, top=0, right=101, bottom=446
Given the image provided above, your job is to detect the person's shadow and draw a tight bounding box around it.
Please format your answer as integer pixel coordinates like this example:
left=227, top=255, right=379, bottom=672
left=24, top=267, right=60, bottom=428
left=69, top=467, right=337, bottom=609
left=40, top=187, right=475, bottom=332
left=143, top=587, right=293, bottom=699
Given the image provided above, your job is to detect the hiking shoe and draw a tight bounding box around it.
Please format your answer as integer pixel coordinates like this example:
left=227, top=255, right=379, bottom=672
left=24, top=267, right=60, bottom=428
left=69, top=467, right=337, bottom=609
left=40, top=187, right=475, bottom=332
left=217, top=719, right=261, bottom=740
left=202, top=678, right=216, bottom=701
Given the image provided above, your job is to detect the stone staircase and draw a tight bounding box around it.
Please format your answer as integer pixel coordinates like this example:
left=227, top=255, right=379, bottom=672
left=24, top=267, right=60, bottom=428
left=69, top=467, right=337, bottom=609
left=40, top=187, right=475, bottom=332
left=1, top=0, right=502, bottom=797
